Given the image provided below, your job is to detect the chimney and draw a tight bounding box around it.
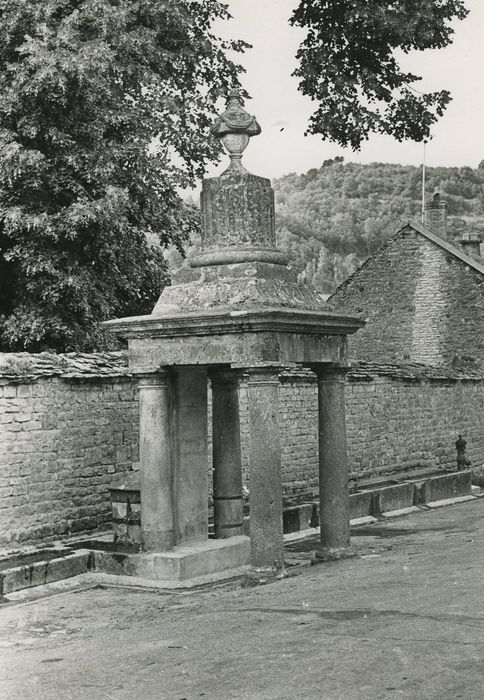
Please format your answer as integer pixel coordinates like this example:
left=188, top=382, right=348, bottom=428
left=423, top=189, right=447, bottom=238
left=460, top=232, right=482, bottom=258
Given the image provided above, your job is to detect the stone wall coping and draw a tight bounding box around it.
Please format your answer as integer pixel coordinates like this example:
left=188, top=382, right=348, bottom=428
left=276, top=361, right=484, bottom=384
left=348, top=361, right=484, bottom=382
left=0, top=351, right=131, bottom=381
left=1, top=351, right=482, bottom=384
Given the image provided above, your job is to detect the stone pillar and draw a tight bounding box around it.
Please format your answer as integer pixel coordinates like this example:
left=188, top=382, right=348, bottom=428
left=246, top=367, right=284, bottom=573
left=314, top=367, right=351, bottom=557
left=211, top=369, right=243, bottom=539
left=137, top=371, right=174, bottom=552
left=172, top=367, right=209, bottom=544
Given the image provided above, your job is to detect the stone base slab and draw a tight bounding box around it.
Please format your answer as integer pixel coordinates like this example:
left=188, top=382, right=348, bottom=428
left=93, top=536, right=250, bottom=582
left=425, top=495, right=476, bottom=509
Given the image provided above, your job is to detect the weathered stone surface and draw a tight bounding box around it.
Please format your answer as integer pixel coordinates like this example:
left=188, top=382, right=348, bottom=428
left=315, top=368, right=351, bottom=551
left=153, top=262, right=327, bottom=315
left=0, top=351, right=128, bottom=379
left=110, top=478, right=142, bottom=549
left=370, top=482, right=415, bottom=515
left=349, top=491, right=372, bottom=519
left=137, top=373, right=174, bottom=552
left=125, top=327, right=349, bottom=370
left=0, top=368, right=138, bottom=546
left=0, top=551, right=91, bottom=595
left=246, top=368, right=284, bottom=572
left=416, top=470, right=472, bottom=504
left=93, top=535, right=250, bottom=581
left=195, top=170, right=282, bottom=265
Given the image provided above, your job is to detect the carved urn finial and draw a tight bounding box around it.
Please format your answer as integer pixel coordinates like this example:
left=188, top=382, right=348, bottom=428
left=210, top=89, right=261, bottom=170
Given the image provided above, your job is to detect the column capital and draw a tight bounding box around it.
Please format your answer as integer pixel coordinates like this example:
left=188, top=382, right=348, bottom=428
left=209, top=367, right=243, bottom=388
left=135, top=369, right=169, bottom=389
left=243, top=364, right=282, bottom=385
left=308, top=364, right=350, bottom=383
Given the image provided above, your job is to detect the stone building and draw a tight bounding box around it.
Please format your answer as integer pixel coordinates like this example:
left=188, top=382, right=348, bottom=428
left=330, top=197, right=484, bottom=369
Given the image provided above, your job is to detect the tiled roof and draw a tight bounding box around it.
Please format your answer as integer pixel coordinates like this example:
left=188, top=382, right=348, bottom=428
left=0, top=351, right=130, bottom=379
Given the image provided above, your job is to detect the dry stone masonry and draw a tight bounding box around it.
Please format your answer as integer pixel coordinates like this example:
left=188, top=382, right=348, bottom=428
left=0, top=353, right=136, bottom=544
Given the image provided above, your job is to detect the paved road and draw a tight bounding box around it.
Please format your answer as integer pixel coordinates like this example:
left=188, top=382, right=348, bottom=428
left=1, top=499, right=484, bottom=700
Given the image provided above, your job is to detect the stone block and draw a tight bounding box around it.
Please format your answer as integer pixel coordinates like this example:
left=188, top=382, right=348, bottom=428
left=17, top=384, right=32, bottom=398
left=371, top=483, right=415, bottom=515
left=94, top=536, right=250, bottom=582
left=281, top=502, right=317, bottom=534
left=0, top=551, right=91, bottom=595
left=416, top=470, right=472, bottom=504
left=283, top=506, right=301, bottom=534
left=349, top=491, right=372, bottom=519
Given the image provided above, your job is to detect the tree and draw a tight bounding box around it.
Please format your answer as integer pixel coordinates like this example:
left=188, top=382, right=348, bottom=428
left=0, top=0, right=246, bottom=351
left=291, top=0, right=469, bottom=150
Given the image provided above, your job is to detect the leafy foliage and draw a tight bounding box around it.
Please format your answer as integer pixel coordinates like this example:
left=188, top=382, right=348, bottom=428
left=291, top=0, right=469, bottom=149
left=0, top=0, right=246, bottom=351
left=272, top=159, right=484, bottom=294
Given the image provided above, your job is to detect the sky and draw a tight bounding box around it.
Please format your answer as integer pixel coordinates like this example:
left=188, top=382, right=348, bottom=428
left=205, top=0, right=484, bottom=181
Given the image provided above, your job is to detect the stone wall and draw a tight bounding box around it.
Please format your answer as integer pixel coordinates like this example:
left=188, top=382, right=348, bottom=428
left=1, top=353, right=483, bottom=544
left=0, top=353, right=137, bottom=545
left=238, top=372, right=319, bottom=496
left=239, top=364, right=484, bottom=494
left=330, top=226, right=484, bottom=369
left=345, top=365, right=484, bottom=477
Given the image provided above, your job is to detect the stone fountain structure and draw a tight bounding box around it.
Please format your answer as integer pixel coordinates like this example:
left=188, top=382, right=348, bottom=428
left=105, top=92, right=364, bottom=582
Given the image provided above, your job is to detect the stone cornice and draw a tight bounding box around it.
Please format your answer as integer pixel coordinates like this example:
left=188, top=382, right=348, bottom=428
left=103, top=307, right=365, bottom=340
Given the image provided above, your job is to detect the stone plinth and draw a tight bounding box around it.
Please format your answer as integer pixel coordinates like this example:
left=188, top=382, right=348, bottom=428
left=109, top=471, right=141, bottom=550
left=94, top=536, right=250, bottom=582
left=194, top=170, right=286, bottom=267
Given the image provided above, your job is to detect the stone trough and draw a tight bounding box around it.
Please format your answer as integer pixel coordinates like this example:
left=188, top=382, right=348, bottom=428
left=0, top=468, right=475, bottom=596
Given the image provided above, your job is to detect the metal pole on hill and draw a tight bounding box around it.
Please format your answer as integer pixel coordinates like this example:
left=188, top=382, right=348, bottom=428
left=421, top=140, right=427, bottom=224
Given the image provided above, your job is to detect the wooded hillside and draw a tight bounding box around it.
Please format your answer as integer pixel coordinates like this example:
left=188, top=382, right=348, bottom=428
left=169, top=160, right=484, bottom=295
left=273, top=159, right=484, bottom=294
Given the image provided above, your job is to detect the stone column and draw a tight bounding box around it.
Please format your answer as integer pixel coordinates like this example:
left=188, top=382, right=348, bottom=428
left=137, top=371, right=174, bottom=552
left=172, top=367, right=209, bottom=544
left=246, top=367, right=284, bottom=573
left=314, top=366, right=351, bottom=557
left=211, top=369, right=243, bottom=539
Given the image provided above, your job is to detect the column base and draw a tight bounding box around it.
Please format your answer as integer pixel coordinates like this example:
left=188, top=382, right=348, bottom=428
left=142, top=529, right=175, bottom=553
left=242, top=566, right=287, bottom=586
left=311, top=546, right=357, bottom=564
left=95, top=536, right=250, bottom=582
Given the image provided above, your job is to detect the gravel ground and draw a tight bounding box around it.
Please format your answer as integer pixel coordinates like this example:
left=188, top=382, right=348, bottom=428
left=1, top=499, right=484, bottom=700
